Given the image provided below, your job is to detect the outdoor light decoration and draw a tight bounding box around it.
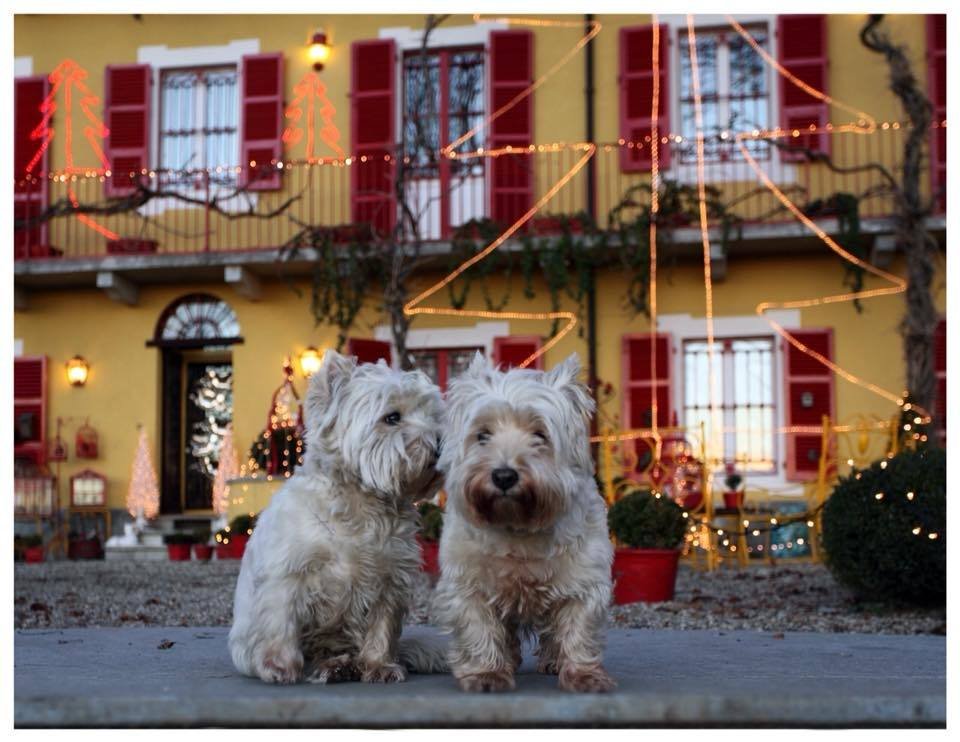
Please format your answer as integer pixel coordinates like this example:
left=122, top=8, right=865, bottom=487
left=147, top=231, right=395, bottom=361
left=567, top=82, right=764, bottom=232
left=66, top=355, right=89, bottom=386
left=308, top=30, right=331, bottom=70
left=211, top=424, right=239, bottom=516
left=283, top=72, right=344, bottom=160
left=298, top=346, right=325, bottom=377
left=126, top=426, right=160, bottom=527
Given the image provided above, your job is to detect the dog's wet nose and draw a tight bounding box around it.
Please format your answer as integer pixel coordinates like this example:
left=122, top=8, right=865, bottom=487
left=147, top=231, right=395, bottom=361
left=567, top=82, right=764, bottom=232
left=491, top=467, right=519, bottom=492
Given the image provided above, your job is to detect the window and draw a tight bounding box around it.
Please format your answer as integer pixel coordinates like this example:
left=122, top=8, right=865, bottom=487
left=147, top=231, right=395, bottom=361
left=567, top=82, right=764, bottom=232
left=402, top=48, right=485, bottom=178
left=683, top=337, right=776, bottom=472
left=678, top=25, right=770, bottom=163
left=159, top=66, right=239, bottom=183
left=409, top=347, right=482, bottom=391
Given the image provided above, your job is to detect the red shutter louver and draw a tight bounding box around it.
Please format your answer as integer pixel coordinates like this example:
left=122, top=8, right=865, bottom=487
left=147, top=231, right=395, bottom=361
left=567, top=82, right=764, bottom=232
left=14, top=356, right=48, bottom=465
left=104, top=64, right=151, bottom=197
left=783, top=329, right=835, bottom=480
left=489, top=29, right=534, bottom=228
left=619, top=24, right=670, bottom=172
left=622, top=333, right=673, bottom=475
left=934, top=318, right=946, bottom=444
left=241, top=53, right=284, bottom=191
left=777, top=15, right=830, bottom=160
left=493, top=336, right=544, bottom=370
left=927, top=14, right=946, bottom=211
left=347, top=338, right=393, bottom=367
left=15, top=76, right=51, bottom=257
left=350, top=39, right=396, bottom=238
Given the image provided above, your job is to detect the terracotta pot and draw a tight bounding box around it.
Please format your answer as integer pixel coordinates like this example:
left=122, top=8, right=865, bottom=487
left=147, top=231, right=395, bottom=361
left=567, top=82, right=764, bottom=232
left=24, top=545, right=45, bottom=564
left=215, top=543, right=236, bottom=560
left=229, top=533, right=250, bottom=559
left=68, top=537, right=103, bottom=560
left=193, top=543, right=214, bottom=561
left=417, top=536, right=440, bottom=576
left=167, top=543, right=192, bottom=561
left=612, top=548, right=681, bottom=604
left=723, top=491, right=745, bottom=509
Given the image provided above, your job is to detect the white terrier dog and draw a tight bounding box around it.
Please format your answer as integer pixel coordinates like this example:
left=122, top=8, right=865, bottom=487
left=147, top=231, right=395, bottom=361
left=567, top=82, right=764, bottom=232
left=434, top=352, right=615, bottom=693
left=229, top=350, right=445, bottom=684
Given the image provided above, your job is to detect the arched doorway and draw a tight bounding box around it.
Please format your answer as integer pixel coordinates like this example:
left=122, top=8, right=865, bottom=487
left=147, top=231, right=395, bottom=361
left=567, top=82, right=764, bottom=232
left=149, top=294, right=242, bottom=515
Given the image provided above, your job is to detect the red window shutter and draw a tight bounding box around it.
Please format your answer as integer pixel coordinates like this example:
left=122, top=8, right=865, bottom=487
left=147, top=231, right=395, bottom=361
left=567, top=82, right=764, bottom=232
left=14, top=356, right=48, bottom=465
left=15, top=76, right=51, bottom=257
left=783, top=329, right=835, bottom=480
left=934, top=318, right=946, bottom=443
left=488, top=30, right=534, bottom=228
left=622, top=333, right=672, bottom=473
left=619, top=24, right=670, bottom=172
left=493, top=336, right=544, bottom=370
left=350, top=39, right=396, bottom=237
left=927, top=14, right=946, bottom=211
left=241, top=53, right=284, bottom=191
left=104, top=64, right=151, bottom=197
left=777, top=15, right=830, bottom=160
left=347, top=338, right=393, bottom=367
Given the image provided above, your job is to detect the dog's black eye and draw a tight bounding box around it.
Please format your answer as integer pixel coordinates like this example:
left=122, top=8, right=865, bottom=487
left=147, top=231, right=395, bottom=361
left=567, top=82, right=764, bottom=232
left=534, top=430, right=549, bottom=444
left=383, top=411, right=402, bottom=426
left=477, top=429, right=491, bottom=444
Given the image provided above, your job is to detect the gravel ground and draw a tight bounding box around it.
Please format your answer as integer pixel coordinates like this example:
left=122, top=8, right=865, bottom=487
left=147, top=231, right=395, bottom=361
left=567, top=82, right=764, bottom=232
left=15, top=560, right=944, bottom=635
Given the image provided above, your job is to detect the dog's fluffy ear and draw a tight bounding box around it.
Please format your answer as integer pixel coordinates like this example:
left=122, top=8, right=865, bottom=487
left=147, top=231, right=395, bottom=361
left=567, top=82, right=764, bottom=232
left=466, top=350, right=493, bottom=377
left=545, top=353, right=596, bottom=421
left=305, top=349, right=357, bottom=429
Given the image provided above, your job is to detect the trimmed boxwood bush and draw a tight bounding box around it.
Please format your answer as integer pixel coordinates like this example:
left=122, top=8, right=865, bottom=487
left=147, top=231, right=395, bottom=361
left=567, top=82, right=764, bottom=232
left=163, top=532, right=197, bottom=546
left=821, top=446, right=945, bottom=606
left=608, top=489, right=686, bottom=549
left=418, top=502, right=443, bottom=542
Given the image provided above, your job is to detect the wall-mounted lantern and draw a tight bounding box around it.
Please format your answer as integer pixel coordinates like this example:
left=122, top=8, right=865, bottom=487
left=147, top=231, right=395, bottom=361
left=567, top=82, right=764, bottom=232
left=66, top=356, right=89, bottom=387
left=308, top=30, right=331, bottom=71
left=299, top=346, right=325, bottom=377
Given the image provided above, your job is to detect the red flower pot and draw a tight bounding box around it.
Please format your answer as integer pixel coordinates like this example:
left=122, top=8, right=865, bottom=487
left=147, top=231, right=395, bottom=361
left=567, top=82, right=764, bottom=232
left=229, top=533, right=250, bottom=560
left=167, top=544, right=192, bottom=561
left=677, top=489, right=703, bottom=511
left=612, top=548, right=680, bottom=604
left=193, top=543, right=214, bottom=561
left=24, top=545, right=45, bottom=564
left=418, top=537, right=440, bottom=577
left=215, top=543, right=235, bottom=560
left=68, top=537, right=103, bottom=560
left=723, top=491, right=745, bottom=509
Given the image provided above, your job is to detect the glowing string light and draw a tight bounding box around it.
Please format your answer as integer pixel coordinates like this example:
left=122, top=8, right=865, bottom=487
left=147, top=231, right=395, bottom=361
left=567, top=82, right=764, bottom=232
left=282, top=71, right=344, bottom=160
left=648, top=17, right=663, bottom=462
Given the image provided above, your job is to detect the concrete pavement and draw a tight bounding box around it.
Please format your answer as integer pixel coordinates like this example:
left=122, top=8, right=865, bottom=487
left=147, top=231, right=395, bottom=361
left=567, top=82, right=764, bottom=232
left=14, top=625, right=944, bottom=727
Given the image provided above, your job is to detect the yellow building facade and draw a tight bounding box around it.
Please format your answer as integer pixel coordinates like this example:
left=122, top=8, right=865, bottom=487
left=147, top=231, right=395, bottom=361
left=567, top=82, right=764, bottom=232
left=13, top=14, right=946, bottom=535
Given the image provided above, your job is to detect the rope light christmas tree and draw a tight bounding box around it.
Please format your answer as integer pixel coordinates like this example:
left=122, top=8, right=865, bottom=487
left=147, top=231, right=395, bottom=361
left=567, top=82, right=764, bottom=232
left=212, top=424, right=239, bottom=516
left=126, top=426, right=159, bottom=528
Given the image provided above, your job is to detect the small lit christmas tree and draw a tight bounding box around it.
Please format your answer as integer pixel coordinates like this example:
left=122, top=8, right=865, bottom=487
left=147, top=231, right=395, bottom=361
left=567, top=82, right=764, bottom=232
left=212, top=424, right=239, bottom=517
left=127, top=426, right=159, bottom=529
left=245, top=359, right=305, bottom=478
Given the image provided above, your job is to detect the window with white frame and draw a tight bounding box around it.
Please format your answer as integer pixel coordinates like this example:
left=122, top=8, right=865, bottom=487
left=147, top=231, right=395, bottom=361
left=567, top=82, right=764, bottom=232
left=159, top=66, right=238, bottom=183
left=683, top=337, right=776, bottom=472
left=678, top=24, right=770, bottom=163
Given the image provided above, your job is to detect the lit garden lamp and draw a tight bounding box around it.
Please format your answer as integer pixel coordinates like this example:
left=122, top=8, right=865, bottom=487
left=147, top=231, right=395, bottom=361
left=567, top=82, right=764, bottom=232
left=66, top=355, right=89, bottom=387
left=299, top=346, right=325, bottom=377
left=308, top=30, right=331, bottom=71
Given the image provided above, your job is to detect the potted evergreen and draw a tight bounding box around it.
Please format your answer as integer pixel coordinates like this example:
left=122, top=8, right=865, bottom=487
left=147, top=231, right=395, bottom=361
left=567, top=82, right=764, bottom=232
left=417, top=502, right=443, bottom=577
left=193, top=529, right=214, bottom=561
left=163, top=532, right=196, bottom=561
left=22, top=534, right=45, bottom=564
left=722, top=464, right=745, bottom=510
left=214, top=527, right=235, bottom=560
left=608, top=489, right=686, bottom=604
left=227, top=513, right=257, bottom=559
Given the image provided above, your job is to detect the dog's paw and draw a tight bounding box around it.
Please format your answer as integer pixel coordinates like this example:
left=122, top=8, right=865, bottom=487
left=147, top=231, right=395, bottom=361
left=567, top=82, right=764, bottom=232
left=536, top=656, right=560, bottom=675
left=258, top=648, right=303, bottom=685
left=458, top=671, right=516, bottom=693
left=361, top=662, right=407, bottom=684
left=558, top=664, right=616, bottom=693
left=304, top=654, right=360, bottom=684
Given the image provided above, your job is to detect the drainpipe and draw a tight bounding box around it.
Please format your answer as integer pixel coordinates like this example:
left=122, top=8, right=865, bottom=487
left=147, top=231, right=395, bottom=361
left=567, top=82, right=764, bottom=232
left=584, top=14, right=600, bottom=445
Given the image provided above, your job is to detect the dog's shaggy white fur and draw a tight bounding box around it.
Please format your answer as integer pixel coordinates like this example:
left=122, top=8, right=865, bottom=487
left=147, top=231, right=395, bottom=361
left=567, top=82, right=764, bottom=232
left=434, top=352, right=615, bottom=693
left=229, top=350, right=446, bottom=684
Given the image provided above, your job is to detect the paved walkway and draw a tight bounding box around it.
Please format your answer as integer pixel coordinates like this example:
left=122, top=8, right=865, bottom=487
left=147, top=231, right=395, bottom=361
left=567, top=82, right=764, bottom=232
left=15, top=626, right=944, bottom=727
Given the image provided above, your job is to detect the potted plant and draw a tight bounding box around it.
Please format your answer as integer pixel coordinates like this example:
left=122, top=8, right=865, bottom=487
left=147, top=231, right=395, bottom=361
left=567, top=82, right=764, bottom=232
left=68, top=530, right=103, bottom=560
left=193, top=529, right=213, bottom=561
left=214, top=527, right=235, bottom=560
left=417, top=502, right=443, bottom=577
left=163, top=532, right=196, bottom=561
left=723, top=464, right=745, bottom=510
left=226, top=513, right=257, bottom=559
left=608, top=489, right=686, bottom=604
left=22, top=534, right=45, bottom=564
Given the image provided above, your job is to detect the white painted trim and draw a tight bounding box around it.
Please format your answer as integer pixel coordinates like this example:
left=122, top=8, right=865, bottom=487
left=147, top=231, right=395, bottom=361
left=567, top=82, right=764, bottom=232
left=660, top=14, right=795, bottom=186
left=14, top=339, right=24, bottom=357
left=658, top=309, right=802, bottom=494
left=137, top=39, right=258, bottom=216
left=374, top=321, right=509, bottom=367
left=379, top=21, right=507, bottom=52
left=14, top=57, right=33, bottom=78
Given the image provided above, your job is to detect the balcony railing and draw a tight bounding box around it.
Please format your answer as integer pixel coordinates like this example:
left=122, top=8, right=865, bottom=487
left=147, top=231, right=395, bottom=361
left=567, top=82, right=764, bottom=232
left=14, top=126, right=942, bottom=262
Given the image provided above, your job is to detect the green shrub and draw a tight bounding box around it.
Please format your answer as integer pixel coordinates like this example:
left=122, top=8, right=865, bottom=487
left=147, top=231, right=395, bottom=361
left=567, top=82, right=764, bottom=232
left=21, top=534, right=43, bottom=548
left=418, top=502, right=443, bottom=542
left=230, top=513, right=257, bottom=535
left=822, top=446, right=945, bottom=606
left=163, top=532, right=196, bottom=545
left=608, top=489, right=686, bottom=549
